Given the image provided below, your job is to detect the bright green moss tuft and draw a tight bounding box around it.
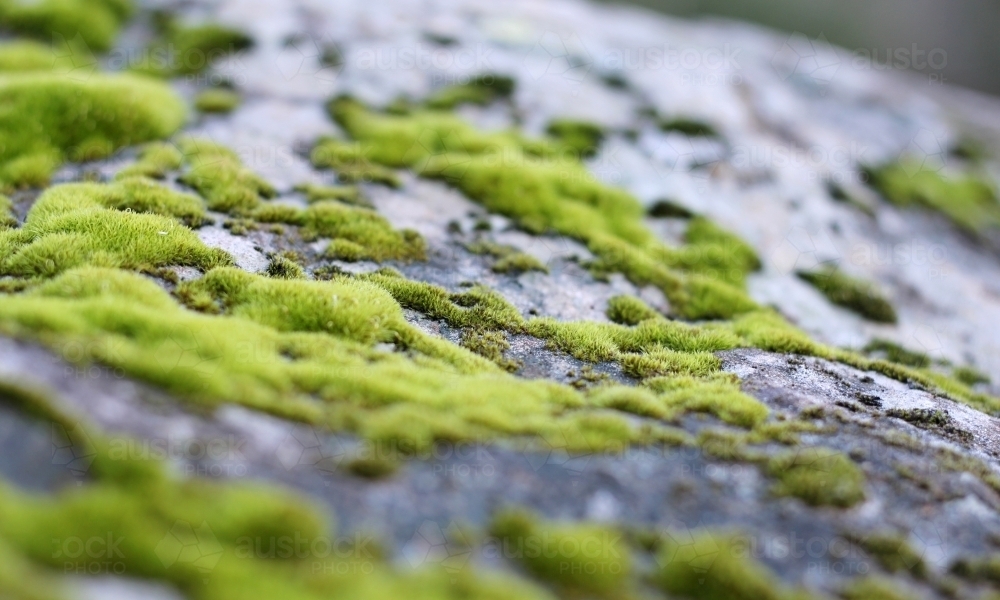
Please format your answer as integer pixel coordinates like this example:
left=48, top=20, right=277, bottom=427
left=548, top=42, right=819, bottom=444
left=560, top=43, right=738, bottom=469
left=867, top=162, right=1000, bottom=233
left=461, top=329, right=520, bottom=372
left=194, top=87, right=241, bottom=113
left=645, top=375, right=769, bottom=427
left=545, top=119, right=604, bottom=158
left=797, top=267, right=897, bottom=323
left=466, top=240, right=547, bottom=274
left=841, top=577, right=910, bottom=600
left=134, top=21, right=253, bottom=77
left=177, top=137, right=276, bottom=214
left=655, top=531, right=799, bottom=600
left=0, top=40, right=73, bottom=72
left=310, top=138, right=403, bottom=187
left=0, top=0, right=134, bottom=52
left=266, top=253, right=306, bottom=280
left=954, top=365, right=989, bottom=386
left=605, top=294, right=660, bottom=325
left=301, top=202, right=426, bottom=262
left=768, top=447, right=866, bottom=507
left=0, top=194, right=14, bottom=228
left=425, top=73, right=515, bottom=109
left=0, top=181, right=225, bottom=277
left=295, top=182, right=368, bottom=206
left=490, top=510, right=630, bottom=597
left=116, top=141, right=184, bottom=180
left=0, top=73, right=186, bottom=188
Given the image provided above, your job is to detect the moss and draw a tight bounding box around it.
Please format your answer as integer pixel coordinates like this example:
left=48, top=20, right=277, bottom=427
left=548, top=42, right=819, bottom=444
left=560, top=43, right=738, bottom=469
left=0, top=0, right=134, bottom=52
left=605, top=295, right=660, bottom=325
left=195, top=88, right=241, bottom=113
left=949, top=554, right=1000, bottom=584
left=295, top=183, right=368, bottom=207
left=135, top=21, right=253, bottom=77
left=797, top=267, right=897, bottom=323
left=489, top=510, right=630, bottom=597
left=646, top=375, right=769, bottom=428
left=466, top=240, right=547, bottom=274
left=659, top=118, right=718, bottom=137
left=845, top=531, right=925, bottom=578
left=0, top=40, right=75, bottom=72
left=953, top=365, right=989, bottom=386
left=322, top=97, right=758, bottom=320
left=266, top=253, right=306, bottom=280
left=545, top=119, right=604, bottom=158
left=841, top=577, right=910, bottom=600
left=867, top=162, right=1000, bottom=233
left=345, top=456, right=398, bottom=479
left=0, top=181, right=225, bottom=277
left=425, top=74, right=515, bottom=109
left=116, top=142, right=184, bottom=180
left=0, top=74, right=185, bottom=188
left=647, top=198, right=695, bottom=218
left=310, top=138, right=402, bottom=187
left=460, top=329, right=520, bottom=372
left=861, top=339, right=930, bottom=368
left=0, top=194, right=14, bottom=228
left=176, top=137, right=277, bottom=214
left=767, top=447, right=866, bottom=508
left=655, top=531, right=800, bottom=600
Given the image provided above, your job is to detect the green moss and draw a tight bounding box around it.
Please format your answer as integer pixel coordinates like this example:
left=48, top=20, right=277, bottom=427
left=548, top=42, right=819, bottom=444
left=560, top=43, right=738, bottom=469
left=545, top=119, right=604, bottom=158
left=867, top=162, right=1000, bottom=233
left=466, top=240, right=547, bottom=274
left=646, top=375, right=769, bottom=428
left=0, top=181, right=225, bottom=277
left=266, top=253, right=306, bottom=280
left=0, top=40, right=73, bottom=72
left=425, top=74, right=515, bottom=109
left=195, top=88, right=241, bottom=113
left=295, top=183, right=368, bottom=207
left=134, top=21, right=253, bottom=77
left=116, top=142, right=184, bottom=180
left=310, top=138, right=402, bottom=187
left=647, top=198, right=695, bottom=218
left=767, top=447, right=866, bottom=508
left=0, top=74, right=186, bottom=188
left=950, top=554, right=1000, bottom=584
left=606, top=295, right=660, bottom=325
left=655, top=531, right=800, bottom=600
left=861, top=339, right=929, bottom=368
left=0, top=0, right=134, bottom=52
left=322, top=97, right=758, bottom=320
left=797, top=267, right=897, bottom=323
left=659, top=118, right=718, bottom=137
left=490, top=510, right=630, bottom=597
left=845, top=531, right=925, bottom=578
left=177, top=137, right=276, bottom=214
left=460, top=329, right=520, bottom=372
left=0, top=194, right=14, bottom=228
left=953, top=365, right=989, bottom=386
left=841, top=577, right=909, bottom=600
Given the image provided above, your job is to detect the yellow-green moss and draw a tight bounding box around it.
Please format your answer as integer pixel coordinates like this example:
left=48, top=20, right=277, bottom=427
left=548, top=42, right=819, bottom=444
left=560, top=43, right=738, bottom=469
left=134, top=20, right=253, bottom=77
left=767, top=447, right=866, bottom=508
left=115, top=141, right=184, bottom=180
left=0, top=74, right=186, bottom=188
left=845, top=531, right=925, bottom=578
left=861, top=339, right=929, bottom=368
left=545, top=119, right=604, bottom=159
left=655, top=531, right=801, bottom=600
left=194, top=87, right=241, bottom=113
left=490, top=510, right=630, bottom=597
left=318, top=97, right=758, bottom=320
left=867, top=162, right=1000, bottom=233
left=295, top=183, right=368, bottom=207
left=177, top=137, right=276, bottom=214
left=425, top=74, right=514, bottom=109
left=841, top=576, right=909, bottom=600
left=466, top=240, right=547, bottom=274
left=0, top=40, right=74, bottom=72
left=0, top=181, right=224, bottom=277
left=0, top=0, right=134, bottom=52
left=797, top=267, right=897, bottom=323
left=460, top=329, right=520, bottom=372
left=0, top=194, right=14, bottom=228
left=605, top=295, right=660, bottom=325
left=646, top=375, right=769, bottom=428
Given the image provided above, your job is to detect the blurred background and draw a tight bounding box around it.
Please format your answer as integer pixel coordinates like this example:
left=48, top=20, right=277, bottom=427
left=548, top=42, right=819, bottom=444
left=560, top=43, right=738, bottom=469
left=602, top=0, right=1000, bottom=97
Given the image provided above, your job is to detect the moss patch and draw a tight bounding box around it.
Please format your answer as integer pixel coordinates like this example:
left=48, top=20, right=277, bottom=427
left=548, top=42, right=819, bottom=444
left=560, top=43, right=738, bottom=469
left=0, top=74, right=186, bottom=188
left=767, top=447, right=866, bottom=508
left=195, top=87, right=241, bottom=113
left=0, top=0, right=134, bottom=52
left=134, top=20, right=253, bottom=77
left=425, top=74, right=514, bottom=109
left=545, top=119, right=604, bottom=159
left=466, top=240, right=547, bottom=274
left=797, top=267, right=897, bottom=323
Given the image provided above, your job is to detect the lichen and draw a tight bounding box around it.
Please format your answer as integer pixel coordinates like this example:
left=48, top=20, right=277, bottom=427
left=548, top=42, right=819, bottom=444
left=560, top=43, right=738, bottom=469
left=767, top=447, right=866, bottom=508
left=797, top=266, right=897, bottom=323
left=0, top=74, right=186, bottom=188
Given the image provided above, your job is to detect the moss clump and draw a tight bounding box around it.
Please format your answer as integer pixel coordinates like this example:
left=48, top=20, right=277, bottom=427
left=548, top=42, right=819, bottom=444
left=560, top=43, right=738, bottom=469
left=545, top=119, right=604, bottom=158
left=659, top=118, right=718, bottom=137
left=466, top=240, right=547, bottom=274
left=954, top=365, right=989, bottom=386
left=949, top=554, right=1000, bottom=584
left=322, top=97, right=758, bottom=320
left=647, top=199, right=695, bottom=218
left=0, top=0, right=134, bottom=52
left=867, top=162, right=1000, bottom=233
left=461, top=329, right=520, bottom=372
left=606, top=295, right=660, bottom=325
left=135, top=21, right=253, bottom=77
left=116, top=142, right=184, bottom=180
left=862, top=339, right=930, bottom=368
left=177, top=137, right=277, bottom=214
left=266, top=253, right=306, bottom=280
left=0, top=40, right=75, bottom=72
left=425, top=73, right=515, bottom=109
left=0, top=74, right=186, bottom=188
left=194, top=87, right=241, bottom=113
left=0, top=181, right=224, bottom=277
left=295, top=182, right=368, bottom=207
left=767, top=447, right=866, bottom=507
left=0, top=194, right=14, bottom=228
left=310, top=138, right=402, bottom=187
left=646, top=375, right=768, bottom=428
left=655, top=531, right=800, bottom=600
left=846, top=531, right=926, bottom=578
left=797, top=267, right=897, bottom=323
left=841, top=577, right=910, bottom=600
left=490, top=510, right=630, bottom=597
